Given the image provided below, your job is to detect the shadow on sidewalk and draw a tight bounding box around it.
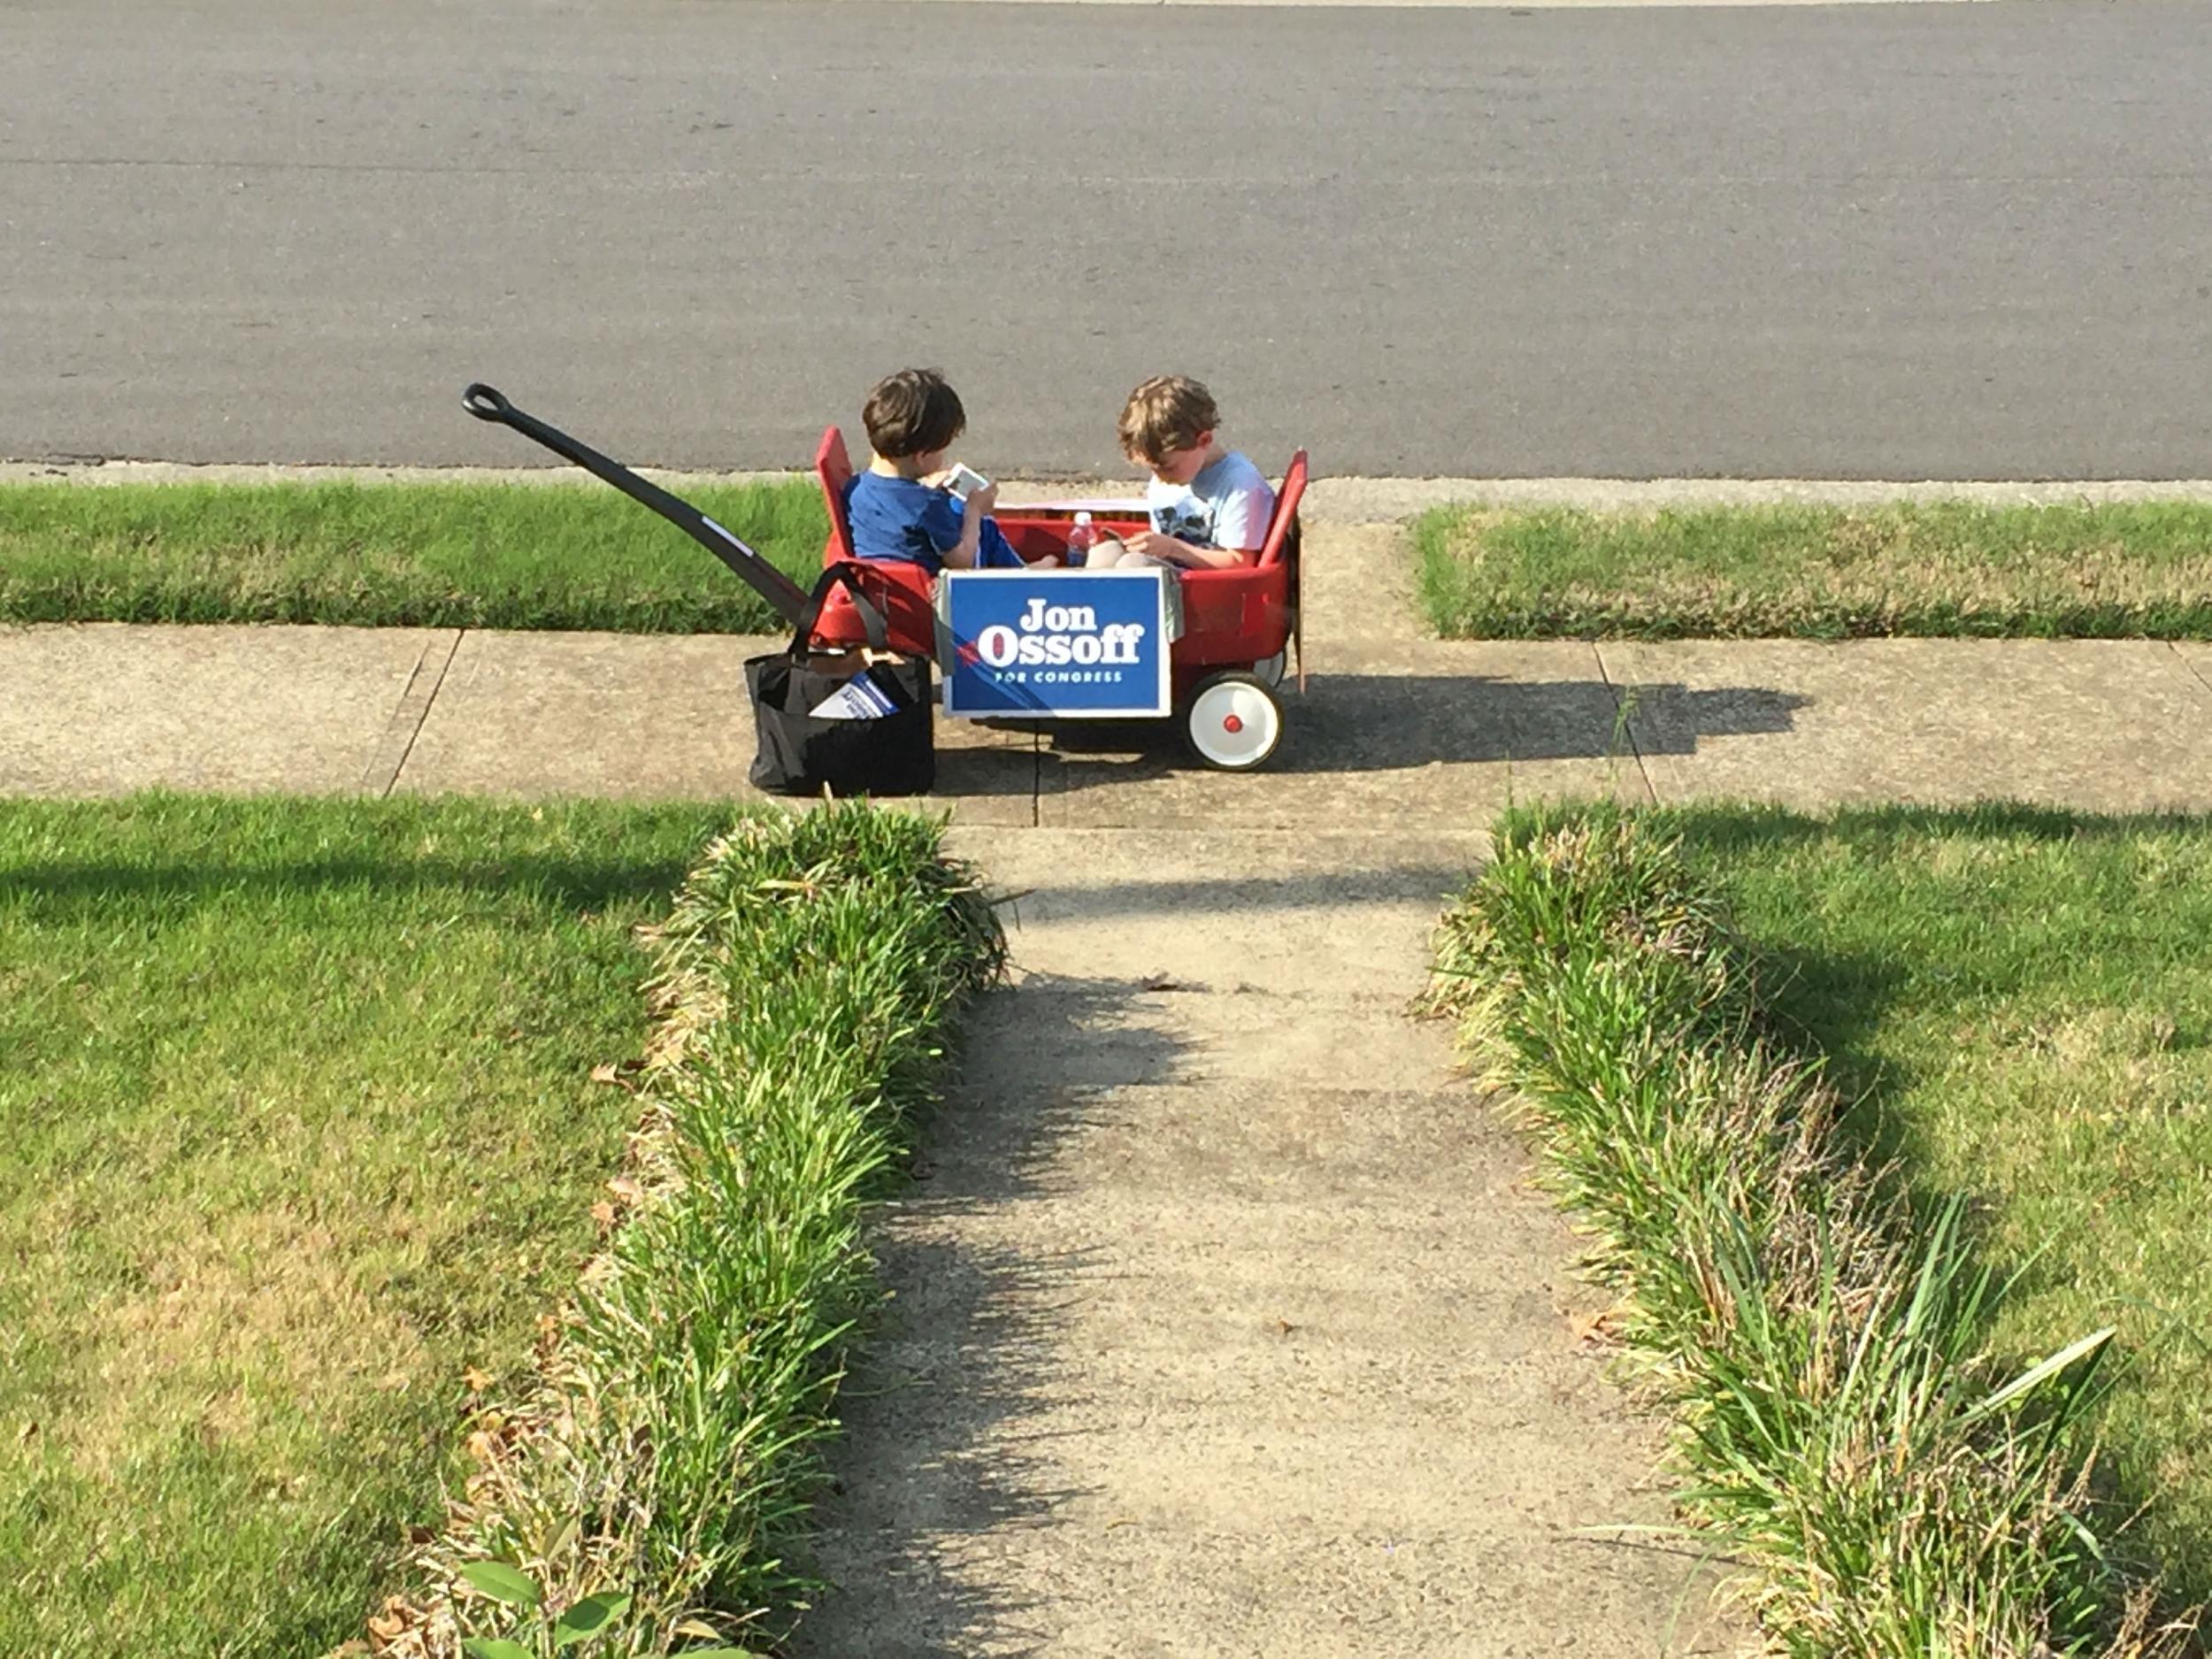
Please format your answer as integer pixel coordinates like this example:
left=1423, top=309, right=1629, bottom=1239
left=993, top=864, right=1489, bottom=930
left=1032, top=673, right=1809, bottom=775
left=789, top=972, right=1197, bottom=1658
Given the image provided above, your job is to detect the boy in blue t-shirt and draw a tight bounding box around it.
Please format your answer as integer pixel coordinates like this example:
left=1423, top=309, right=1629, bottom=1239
left=843, top=369, right=1036, bottom=575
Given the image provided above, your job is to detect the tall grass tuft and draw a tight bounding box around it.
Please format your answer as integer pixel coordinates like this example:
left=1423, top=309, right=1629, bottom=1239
left=1426, top=803, right=2200, bottom=1657
left=365, top=803, right=1003, bottom=1658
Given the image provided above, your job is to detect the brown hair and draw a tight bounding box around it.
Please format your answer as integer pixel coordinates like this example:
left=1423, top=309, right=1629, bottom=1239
left=1118, top=375, right=1219, bottom=465
left=863, top=368, right=966, bottom=459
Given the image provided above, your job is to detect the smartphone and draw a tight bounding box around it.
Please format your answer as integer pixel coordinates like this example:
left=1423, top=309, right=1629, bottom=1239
left=943, top=463, right=989, bottom=501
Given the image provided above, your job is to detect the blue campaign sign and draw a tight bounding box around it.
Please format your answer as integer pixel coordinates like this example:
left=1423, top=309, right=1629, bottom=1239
left=939, top=569, right=1176, bottom=718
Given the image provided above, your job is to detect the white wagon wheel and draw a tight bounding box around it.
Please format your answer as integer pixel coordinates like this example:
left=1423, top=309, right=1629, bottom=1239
left=1182, top=670, right=1284, bottom=772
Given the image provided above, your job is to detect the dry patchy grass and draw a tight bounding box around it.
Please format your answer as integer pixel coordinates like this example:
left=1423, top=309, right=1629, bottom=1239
left=0, top=479, right=825, bottom=633
left=1416, top=502, right=2212, bottom=639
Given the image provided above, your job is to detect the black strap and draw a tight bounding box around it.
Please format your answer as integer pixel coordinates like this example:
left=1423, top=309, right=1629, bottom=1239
left=462, top=382, right=814, bottom=628
left=789, top=561, right=891, bottom=658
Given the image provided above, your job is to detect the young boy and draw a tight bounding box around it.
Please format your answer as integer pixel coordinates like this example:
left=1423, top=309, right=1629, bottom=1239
left=843, top=368, right=1034, bottom=574
left=1092, top=375, right=1276, bottom=570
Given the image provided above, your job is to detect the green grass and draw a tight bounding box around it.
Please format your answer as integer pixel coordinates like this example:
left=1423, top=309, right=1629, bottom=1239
left=1414, top=501, right=2212, bottom=640
left=390, top=804, right=1002, bottom=1656
left=0, top=480, right=826, bottom=633
left=0, top=794, right=732, bottom=1659
left=1654, top=803, right=2212, bottom=1615
left=1430, top=804, right=2201, bottom=1656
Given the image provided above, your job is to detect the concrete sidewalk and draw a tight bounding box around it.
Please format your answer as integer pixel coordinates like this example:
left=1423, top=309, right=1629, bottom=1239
left=5, top=525, right=2211, bottom=818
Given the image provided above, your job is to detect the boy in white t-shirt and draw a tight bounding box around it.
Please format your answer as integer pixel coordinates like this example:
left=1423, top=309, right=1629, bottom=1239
left=1088, top=376, right=1277, bottom=570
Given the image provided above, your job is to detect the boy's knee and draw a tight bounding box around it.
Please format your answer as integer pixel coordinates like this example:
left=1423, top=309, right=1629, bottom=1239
left=1087, top=540, right=1167, bottom=571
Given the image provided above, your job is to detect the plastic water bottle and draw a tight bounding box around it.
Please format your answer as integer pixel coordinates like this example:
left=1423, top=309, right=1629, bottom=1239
left=1064, top=511, right=1099, bottom=568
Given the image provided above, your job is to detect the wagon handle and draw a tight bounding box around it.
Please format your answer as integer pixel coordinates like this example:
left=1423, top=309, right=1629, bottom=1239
left=459, top=380, right=812, bottom=629
left=462, top=383, right=512, bottom=422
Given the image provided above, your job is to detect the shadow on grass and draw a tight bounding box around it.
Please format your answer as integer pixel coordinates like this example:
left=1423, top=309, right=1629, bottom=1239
left=788, top=973, right=1196, bottom=1658
left=1762, top=983, right=2212, bottom=1616
left=1654, top=799, right=2212, bottom=856
left=1655, top=801, right=2212, bottom=1617
left=1661, top=797, right=2212, bottom=1180
left=0, top=795, right=733, bottom=920
left=0, top=852, right=703, bottom=920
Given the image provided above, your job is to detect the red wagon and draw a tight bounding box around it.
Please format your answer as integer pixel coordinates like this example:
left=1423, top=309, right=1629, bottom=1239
left=461, top=381, right=1308, bottom=779
left=809, top=427, right=1308, bottom=771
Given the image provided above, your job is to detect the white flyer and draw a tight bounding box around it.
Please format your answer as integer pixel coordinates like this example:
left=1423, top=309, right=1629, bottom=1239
left=808, top=675, right=900, bottom=720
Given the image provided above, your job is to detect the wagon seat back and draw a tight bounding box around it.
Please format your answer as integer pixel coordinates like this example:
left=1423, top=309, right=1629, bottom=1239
left=808, top=426, right=937, bottom=656
left=1170, top=450, right=1308, bottom=694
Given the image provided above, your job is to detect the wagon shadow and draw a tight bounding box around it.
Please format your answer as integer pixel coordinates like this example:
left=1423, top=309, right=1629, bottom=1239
left=1036, top=673, right=1809, bottom=774
left=789, top=972, right=1198, bottom=1658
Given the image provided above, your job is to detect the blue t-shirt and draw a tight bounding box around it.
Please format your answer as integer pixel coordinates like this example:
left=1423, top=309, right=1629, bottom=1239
left=844, top=472, right=1020, bottom=575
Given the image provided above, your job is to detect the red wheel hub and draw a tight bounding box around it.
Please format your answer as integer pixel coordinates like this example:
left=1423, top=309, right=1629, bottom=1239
left=1223, top=713, right=1245, bottom=734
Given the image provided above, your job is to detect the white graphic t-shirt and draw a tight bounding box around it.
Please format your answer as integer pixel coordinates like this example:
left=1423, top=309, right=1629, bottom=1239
left=1145, top=449, right=1276, bottom=553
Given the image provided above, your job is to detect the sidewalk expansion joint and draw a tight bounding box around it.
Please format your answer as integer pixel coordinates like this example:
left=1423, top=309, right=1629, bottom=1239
left=2171, top=641, right=2212, bottom=703
left=360, top=629, right=462, bottom=797
left=1590, top=641, right=1657, bottom=806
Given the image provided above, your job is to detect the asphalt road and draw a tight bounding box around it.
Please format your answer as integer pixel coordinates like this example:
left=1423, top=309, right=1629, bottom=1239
left=5, top=0, right=2208, bottom=478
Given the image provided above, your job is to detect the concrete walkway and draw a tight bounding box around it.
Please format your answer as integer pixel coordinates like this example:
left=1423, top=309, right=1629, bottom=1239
left=794, top=827, right=1738, bottom=1656
left=5, top=527, right=2209, bottom=1655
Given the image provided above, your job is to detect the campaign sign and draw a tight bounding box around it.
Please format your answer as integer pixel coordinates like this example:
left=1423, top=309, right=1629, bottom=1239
left=939, top=568, right=1175, bottom=718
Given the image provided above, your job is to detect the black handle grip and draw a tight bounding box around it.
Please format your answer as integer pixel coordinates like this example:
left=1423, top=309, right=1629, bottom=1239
left=462, top=383, right=511, bottom=422
left=457, top=380, right=812, bottom=629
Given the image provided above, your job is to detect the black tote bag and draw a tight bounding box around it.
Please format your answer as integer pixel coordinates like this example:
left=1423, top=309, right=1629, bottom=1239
left=745, top=564, right=935, bottom=796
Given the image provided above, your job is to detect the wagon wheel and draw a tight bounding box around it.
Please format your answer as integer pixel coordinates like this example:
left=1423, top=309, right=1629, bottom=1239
left=1182, top=671, right=1284, bottom=772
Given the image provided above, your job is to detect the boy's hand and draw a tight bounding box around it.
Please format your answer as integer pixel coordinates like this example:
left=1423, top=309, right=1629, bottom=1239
left=1118, top=530, right=1188, bottom=565
left=965, top=480, right=1000, bottom=516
